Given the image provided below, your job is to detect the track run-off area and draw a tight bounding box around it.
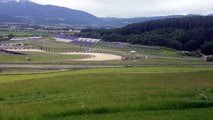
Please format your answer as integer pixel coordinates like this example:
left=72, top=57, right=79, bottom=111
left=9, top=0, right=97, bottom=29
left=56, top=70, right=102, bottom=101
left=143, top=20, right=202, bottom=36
left=4, top=49, right=122, bottom=61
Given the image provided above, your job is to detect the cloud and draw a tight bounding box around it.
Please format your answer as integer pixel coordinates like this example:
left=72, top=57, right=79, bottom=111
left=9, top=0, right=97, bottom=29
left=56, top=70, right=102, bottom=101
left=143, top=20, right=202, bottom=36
left=32, top=0, right=213, bottom=18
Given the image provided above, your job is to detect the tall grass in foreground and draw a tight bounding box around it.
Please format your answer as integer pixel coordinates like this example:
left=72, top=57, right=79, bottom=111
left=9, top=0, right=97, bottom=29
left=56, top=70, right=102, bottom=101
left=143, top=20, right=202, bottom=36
left=0, top=67, right=212, bottom=120
left=42, top=101, right=213, bottom=119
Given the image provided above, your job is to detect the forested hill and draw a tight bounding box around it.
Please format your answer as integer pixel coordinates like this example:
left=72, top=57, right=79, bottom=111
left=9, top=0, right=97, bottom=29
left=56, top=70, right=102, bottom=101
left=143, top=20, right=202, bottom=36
left=120, top=16, right=213, bottom=34
left=77, top=16, right=213, bottom=55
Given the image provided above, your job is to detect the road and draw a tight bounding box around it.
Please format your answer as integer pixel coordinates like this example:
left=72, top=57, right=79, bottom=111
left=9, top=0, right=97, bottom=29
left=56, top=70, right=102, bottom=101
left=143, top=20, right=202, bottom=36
left=0, top=64, right=124, bottom=69
left=1, top=63, right=213, bottom=70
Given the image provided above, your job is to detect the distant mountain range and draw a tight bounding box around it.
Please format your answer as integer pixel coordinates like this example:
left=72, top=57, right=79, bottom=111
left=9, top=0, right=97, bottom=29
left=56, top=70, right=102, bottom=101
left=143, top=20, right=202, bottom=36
left=0, top=0, right=97, bottom=24
left=0, top=0, right=211, bottom=27
left=97, top=15, right=185, bottom=27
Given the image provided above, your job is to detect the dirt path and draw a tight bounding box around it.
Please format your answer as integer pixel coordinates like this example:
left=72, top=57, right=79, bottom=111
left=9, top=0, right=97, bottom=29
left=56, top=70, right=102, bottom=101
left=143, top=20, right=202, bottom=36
left=62, top=52, right=121, bottom=61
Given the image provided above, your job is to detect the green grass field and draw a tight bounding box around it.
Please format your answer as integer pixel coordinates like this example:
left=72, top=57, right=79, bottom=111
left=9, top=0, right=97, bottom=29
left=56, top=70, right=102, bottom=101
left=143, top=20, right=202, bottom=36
left=0, top=68, right=60, bottom=74
left=94, top=43, right=181, bottom=57
left=0, top=67, right=213, bottom=120
left=19, top=37, right=86, bottom=51
left=0, top=31, right=52, bottom=37
left=0, top=52, right=90, bottom=63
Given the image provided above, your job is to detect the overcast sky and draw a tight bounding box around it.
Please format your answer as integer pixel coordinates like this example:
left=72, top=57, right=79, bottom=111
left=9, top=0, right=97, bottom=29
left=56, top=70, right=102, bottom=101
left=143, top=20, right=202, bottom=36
left=32, top=0, right=213, bottom=18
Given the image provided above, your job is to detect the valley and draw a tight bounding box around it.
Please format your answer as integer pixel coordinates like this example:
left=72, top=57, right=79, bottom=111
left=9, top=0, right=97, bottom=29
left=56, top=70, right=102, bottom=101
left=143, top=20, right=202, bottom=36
left=0, top=0, right=213, bottom=120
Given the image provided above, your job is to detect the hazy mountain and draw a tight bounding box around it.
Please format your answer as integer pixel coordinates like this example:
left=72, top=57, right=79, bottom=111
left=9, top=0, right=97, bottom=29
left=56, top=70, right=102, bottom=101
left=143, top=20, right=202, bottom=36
left=0, top=14, right=23, bottom=22
left=0, top=0, right=204, bottom=26
left=98, top=15, right=185, bottom=27
left=0, top=0, right=97, bottom=24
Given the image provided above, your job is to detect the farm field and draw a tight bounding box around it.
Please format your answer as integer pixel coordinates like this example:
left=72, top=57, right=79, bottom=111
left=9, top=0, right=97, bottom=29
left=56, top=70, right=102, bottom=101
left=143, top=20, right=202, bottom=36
left=0, top=67, right=213, bottom=120
left=0, top=31, right=52, bottom=37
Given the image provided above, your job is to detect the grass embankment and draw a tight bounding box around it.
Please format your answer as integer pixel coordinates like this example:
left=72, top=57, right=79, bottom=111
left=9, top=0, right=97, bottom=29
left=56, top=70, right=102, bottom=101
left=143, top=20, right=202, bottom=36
left=0, top=67, right=213, bottom=120
left=21, top=37, right=85, bottom=51
left=0, top=68, right=60, bottom=74
left=94, top=42, right=181, bottom=57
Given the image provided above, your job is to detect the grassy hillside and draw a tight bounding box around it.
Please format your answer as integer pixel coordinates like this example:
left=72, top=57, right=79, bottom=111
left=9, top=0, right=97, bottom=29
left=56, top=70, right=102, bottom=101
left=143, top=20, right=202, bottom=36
left=0, top=67, right=213, bottom=120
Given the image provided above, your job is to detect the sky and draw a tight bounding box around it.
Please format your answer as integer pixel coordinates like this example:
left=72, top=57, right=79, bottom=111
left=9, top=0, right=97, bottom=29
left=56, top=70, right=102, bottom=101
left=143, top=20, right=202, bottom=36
left=31, top=0, right=213, bottom=18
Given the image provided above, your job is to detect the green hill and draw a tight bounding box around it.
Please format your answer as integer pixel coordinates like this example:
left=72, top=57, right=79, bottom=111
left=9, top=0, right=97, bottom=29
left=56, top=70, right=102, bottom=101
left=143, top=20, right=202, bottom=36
left=78, top=16, right=213, bottom=55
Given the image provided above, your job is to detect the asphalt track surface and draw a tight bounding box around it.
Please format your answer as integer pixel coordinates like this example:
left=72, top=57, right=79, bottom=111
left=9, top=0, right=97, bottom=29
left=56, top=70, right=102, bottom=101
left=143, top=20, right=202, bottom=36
left=0, top=64, right=124, bottom=69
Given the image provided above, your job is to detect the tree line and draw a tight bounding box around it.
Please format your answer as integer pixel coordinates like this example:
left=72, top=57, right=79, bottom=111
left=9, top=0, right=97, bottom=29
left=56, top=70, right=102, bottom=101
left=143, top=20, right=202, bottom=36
left=76, top=16, right=213, bottom=55
left=0, top=34, right=14, bottom=41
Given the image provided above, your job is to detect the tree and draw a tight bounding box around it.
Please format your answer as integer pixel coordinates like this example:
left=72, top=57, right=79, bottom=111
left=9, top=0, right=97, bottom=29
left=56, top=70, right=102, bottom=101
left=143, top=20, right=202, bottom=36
left=201, top=42, right=213, bottom=55
left=78, top=16, right=213, bottom=52
left=8, top=34, right=14, bottom=40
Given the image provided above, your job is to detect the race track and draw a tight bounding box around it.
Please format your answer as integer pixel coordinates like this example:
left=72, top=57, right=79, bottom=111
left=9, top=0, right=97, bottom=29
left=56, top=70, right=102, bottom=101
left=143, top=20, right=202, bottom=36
left=5, top=49, right=122, bottom=61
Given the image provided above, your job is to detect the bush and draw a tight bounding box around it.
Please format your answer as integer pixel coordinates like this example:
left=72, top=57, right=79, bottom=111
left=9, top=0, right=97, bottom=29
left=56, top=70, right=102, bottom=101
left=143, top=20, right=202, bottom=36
left=206, top=56, right=213, bottom=62
left=0, top=97, right=5, bottom=101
